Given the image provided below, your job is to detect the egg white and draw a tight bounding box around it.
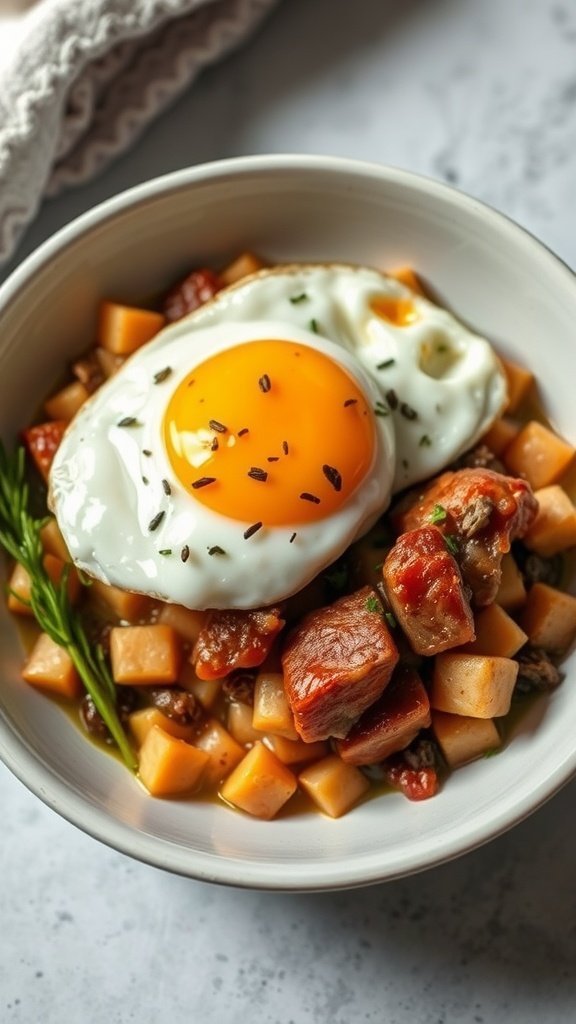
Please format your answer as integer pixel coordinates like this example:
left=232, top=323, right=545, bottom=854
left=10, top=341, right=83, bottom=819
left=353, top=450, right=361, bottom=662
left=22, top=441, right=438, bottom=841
left=49, top=321, right=395, bottom=610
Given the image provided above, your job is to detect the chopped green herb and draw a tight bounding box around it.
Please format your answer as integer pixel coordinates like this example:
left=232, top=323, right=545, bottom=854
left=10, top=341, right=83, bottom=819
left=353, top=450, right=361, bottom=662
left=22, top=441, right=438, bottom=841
left=309, top=319, right=319, bottom=334
left=376, top=358, right=396, bottom=370
left=444, top=533, right=459, bottom=556
left=385, top=611, right=397, bottom=629
left=429, top=504, right=447, bottom=525
left=290, top=293, right=308, bottom=304
left=159, top=549, right=172, bottom=556
left=117, top=416, right=139, bottom=428
left=153, top=366, right=172, bottom=384
left=365, top=595, right=381, bottom=614
left=419, top=434, right=432, bottom=447
left=142, top=449, right=152, bottom=457
left=373, top=561, right=383, bottom=573
left=374, top=401, right=389, bottom=418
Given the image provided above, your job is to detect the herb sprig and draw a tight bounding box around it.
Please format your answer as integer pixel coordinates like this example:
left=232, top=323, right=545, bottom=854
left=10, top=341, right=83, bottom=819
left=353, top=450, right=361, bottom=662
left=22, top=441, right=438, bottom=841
left=0, top=443, right=136, bottom=770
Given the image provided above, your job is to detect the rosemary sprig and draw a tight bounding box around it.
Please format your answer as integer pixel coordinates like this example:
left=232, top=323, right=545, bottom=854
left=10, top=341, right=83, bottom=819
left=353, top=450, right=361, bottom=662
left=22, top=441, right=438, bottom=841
left=0, top=443, right=137, bottom=770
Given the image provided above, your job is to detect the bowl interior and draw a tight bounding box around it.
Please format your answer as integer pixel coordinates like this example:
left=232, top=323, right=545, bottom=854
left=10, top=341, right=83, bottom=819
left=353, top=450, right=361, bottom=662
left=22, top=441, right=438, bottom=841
left=1, top=157, right=576, bottom=889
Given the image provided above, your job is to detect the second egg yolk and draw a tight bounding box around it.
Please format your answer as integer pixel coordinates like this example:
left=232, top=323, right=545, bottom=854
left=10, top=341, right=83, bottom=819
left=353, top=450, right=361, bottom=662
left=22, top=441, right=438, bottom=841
left=163, top=339, right=376, bottom=527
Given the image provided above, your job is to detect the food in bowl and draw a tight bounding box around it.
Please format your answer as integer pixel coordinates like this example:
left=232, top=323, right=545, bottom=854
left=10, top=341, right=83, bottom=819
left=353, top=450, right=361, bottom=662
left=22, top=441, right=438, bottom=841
left=3, top=249, right=576, bottom=821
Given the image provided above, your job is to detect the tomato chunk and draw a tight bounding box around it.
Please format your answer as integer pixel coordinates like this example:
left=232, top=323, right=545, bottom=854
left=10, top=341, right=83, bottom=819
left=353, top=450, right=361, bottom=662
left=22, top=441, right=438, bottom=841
left=22, top=420, right=67, bottom=481
left=385, top=762, right=439, bottom=801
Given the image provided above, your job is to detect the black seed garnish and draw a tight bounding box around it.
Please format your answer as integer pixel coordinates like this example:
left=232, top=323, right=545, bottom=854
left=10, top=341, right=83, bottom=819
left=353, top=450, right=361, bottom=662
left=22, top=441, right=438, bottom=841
left=209, top=419, right=227, bottom=433
left=161, top=478, right=171, bottom=495
left=309, top=318, right=319, bottom=333
left=322, top=464, right=342, bottom=492
left=117, top=416, right=139, bottom=427
left=142, top=476, right=149, bottom=485
left=243, top=521, right=263, bottom=540
left=282, top=440, right=289, bottom=455
left=248, top=467, right=268, bottom=482
left=374, top=401, right=389, bottom=417
left=211, top=437, right=219, bottom=452
left=148, top=511, right=165, bottom=532
left=181, top=545, right=190, bottom=563
left=300, top=492, right=321, bottom=504
left=142, top=449, right=152, bottom=457
left=267, top=456, right=279, bottom=462
left=192, top=476, right=217, bottom=489
left=153, top=366, right=172, bottom=384
left=290, top=293, right=308, bottom=304
left=289, top=532, right=297, bottom=543
left=258, top=374, right=271, bottom=393
left=208, top=545, right=226, bottom=556
left=376, top=358, right=396, bottom=370
left=344, top=398, right=358, bottom=407
left=385, top=389, right=398, bottom=410
left=238, top=428, right=249, bottom=437
left=159, top=549, right=172, bottom=556
left=400, top=402, right=418, bottom=421
left=419, top=434, right=432, bottom=447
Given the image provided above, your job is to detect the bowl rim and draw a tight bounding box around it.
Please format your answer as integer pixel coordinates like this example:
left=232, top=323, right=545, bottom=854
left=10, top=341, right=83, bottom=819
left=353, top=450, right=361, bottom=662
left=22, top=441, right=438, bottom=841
left=2, top=152, right=576, bottom=890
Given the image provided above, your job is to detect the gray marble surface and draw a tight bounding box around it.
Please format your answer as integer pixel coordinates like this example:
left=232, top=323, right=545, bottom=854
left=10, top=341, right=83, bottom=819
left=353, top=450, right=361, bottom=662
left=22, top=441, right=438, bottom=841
left=2, top=0, right=576, bottom=1021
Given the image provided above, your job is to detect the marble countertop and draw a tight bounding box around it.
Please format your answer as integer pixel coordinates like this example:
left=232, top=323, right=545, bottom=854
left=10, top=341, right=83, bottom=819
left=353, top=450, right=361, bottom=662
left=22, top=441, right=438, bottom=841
left=2, top=0, right=576, bottom=1021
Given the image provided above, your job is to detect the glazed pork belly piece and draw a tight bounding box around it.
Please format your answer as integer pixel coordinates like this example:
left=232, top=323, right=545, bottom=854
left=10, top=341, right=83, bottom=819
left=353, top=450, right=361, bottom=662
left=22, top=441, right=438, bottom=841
left=282, top=586, right=399, bottom=742
left=393, top=467, right=538, bottom=606
left=336, top=667, right=431, bottom=766
left=193, top=606, right=285, bottom=680
left=382, top=525, right=475, bottom=656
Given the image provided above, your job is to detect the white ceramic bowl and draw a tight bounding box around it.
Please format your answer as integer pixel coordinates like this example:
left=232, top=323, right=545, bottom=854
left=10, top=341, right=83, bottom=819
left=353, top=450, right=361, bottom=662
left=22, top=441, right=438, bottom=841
left=2, top=155, right=576, bottom=890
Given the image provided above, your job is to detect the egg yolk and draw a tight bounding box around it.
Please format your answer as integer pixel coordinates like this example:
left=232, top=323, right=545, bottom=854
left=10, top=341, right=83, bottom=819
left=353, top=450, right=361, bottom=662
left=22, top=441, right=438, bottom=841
left=163, top=339, right=376, bottom=526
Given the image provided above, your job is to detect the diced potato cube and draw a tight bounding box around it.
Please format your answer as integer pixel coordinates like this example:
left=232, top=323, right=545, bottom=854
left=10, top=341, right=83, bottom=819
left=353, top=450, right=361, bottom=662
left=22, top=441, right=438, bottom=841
left=129, top=707, right=196, bottom=746
left=431, top=653, right=519, bottom=718
left=227, top=701, right=262, bottom=745
left=178, top=661, right=221, bottom=709
left=8, top=555, right=80, bottom=615
left=504, top=421, right=574, bottom=489
left=22, top=632, right=82, bottom=698
left=298, top=755, right=370, bottom=818
left=432, top=711, right=501, bottom=768
left=495, top=553, right=527, bottom=611
left=462, top=603, right=528, bottom=658
left=157, top=603, right=206, bottom=644
left=110, top=624, right=181, bottom=684
left=519, top=583, right=576, bottom=653
left=44, top=381, right=90, bottom=421
left=500, top=357, right=534, bottom=414
left=138, top=725, right=209, bottom=796
left=481, top=417, right=520, bottom=456
left=90, top=579, right=151, bottom=621
left=219, top=251, right=264, bottom=285
left=252, top=671, right=298, bottom=739
left=265, top=735, right=329, bottom=766
left=98, top=302, right=166, bottom=355
left=193, top=719, right=245, bottom=788
left=220, top=741, right=297, bottom=820
left=524, top=485, right=576, bottom=556
left=40, top=517, right=69, bottom=561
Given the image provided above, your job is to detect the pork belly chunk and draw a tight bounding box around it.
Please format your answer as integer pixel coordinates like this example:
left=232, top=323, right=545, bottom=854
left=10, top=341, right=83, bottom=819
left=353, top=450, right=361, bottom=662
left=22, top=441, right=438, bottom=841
left=282, top=586, right=399, bottom=742
left=382, top=525, right=475, bottom=656
left=336, top=667, right=431, bottom=766
left=393, top=468, right=538, bottom=606
left=193, top=606, right=285, bottom=680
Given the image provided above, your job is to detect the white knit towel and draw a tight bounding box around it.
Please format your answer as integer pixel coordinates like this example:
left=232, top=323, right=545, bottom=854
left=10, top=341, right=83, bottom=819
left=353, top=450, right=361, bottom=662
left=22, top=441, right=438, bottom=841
left=0, top=0, right=280, bottom=263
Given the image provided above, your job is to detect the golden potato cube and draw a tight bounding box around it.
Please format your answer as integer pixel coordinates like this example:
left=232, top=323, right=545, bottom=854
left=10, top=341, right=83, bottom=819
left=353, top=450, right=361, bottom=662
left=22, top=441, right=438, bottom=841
left=504, top=421, right=574, bottom=489
left=98, top=302, right=166, bottom=355
left=495, top=553, right=527, bottom=611
left=431, top=653, right=519, bottom=718
left=432, top=711, right=501, bottom=768
left=524, top=485, right=576, bottom=556
left=110, top=624, right=181, bottom=684
left=157, top=603, right=206, bottom=644
left=40, top=517, right=70, bottom=561
left=22, top=632, right=82, bottom=699
left=193, top=719, right=245, bottom=788
left=252, top=671, right=298, bottom=739
left=520, top=583, right=576, bottom=653
left=298, top=755, right=370, bottom=818
left=481, top=417, right=520, bottom=456
left=90, top=579, right=151, bottom=622
left=129, top=707, right=196, bottom=746
left=220, top=741, right=297, bottom=819
left=219, top=250, right=265, bottom=285
left=178, top=661, right=221, bottom=709
left=8, top=555, right=80, bottom=615
left=227, top=701, right=262, bottom=745
left=138, top=725, right=209, bottom=796
left=463, top=603, right=527, bottom=658
left=265, top=735, right=329, bottom=766
left=44, top=381, right=90, bottom=422
left=500, top=357, right=534, bottom=414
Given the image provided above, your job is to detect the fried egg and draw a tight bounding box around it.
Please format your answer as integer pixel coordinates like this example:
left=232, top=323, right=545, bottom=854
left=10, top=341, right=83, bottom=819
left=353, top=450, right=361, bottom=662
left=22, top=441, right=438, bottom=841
left=49, top=263, right=506, bottom=609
